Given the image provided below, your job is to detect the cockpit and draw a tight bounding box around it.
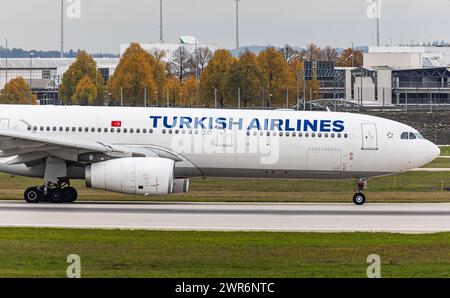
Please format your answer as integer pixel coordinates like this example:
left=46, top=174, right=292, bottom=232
left=401, top=132, right=424, bottom=140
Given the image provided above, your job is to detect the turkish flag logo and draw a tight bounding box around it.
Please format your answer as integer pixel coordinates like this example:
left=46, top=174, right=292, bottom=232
left=111, top=121, right=122, bottom=127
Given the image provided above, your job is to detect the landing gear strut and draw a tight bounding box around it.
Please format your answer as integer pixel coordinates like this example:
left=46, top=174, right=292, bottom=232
left=23, top=179, right=78, bottom=204
left=353, top=178, right=367, bottom=206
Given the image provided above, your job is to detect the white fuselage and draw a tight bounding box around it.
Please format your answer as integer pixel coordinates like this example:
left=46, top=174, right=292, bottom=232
left=0, top=105, right=440, bottom=181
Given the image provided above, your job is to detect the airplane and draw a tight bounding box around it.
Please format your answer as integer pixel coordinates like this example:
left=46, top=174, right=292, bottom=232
left=0, top=104, right=440, bottom=205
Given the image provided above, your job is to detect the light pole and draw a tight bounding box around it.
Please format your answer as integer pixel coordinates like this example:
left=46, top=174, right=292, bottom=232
left=235, top=0, right=240, bottom=55
left=29, top=52, right=34, bottom=104
left=5, top=39, right=8, bottom=84
left=60, top=0, right=64, bottom=58
left=159, top=0, right=164, bottom=43
left=376, top=0, right=380, bottom=47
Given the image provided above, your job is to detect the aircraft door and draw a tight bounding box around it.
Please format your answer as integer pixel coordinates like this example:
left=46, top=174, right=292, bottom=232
left=361, top=123, right=378, bottom=150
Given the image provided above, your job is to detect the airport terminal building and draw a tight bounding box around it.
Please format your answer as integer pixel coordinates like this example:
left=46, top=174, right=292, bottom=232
left=340, top=47, right=450, bottom=106
left=0, top=58, right=119, bottom=105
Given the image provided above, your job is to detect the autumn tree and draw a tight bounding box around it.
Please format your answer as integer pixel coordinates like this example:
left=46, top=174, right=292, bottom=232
left=336, top=48, right=363, bottom=67
left=287, top=56, right=305, bottom=108
left=190, top=47, right=213, bottom=74
left=145, top=52, right=167, bottom=104
left=169, top=46, right=193, bottom=84
left=0, top=77, right=37, bottom=105
left=304, top=43, right=321, bottom=61
left=163, top=76, right=183, bottom=107
left=319, top=46, right=338, bottom=62
left=108, top=43, right=156, bottom=107
left=225, top=50, right=263, bottom=107
left=257, top=47, right=290, bottom=107
left=200, top=49, right=236, bottom=107
left=59, top=51, right=105, bottom=105
left=72, top=75, right=97, bottom=106
left=183, top=76, right=198, bottom=107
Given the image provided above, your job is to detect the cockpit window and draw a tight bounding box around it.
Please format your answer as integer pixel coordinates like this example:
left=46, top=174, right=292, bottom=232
left=415, top=133, right=425, bottom=139
left=402, top=132, right=422, bottom=140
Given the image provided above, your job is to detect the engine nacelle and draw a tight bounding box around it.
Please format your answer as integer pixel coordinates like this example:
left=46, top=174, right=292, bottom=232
left=85, top=157, right=175, bottom=195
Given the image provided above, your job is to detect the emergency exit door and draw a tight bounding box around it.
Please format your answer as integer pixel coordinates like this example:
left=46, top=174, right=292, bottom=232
left=361, top=123, right=378, bottom=150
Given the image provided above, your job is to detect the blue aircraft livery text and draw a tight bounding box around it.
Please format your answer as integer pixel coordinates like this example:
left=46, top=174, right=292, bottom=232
left=149, top=116, right=345, bottom=133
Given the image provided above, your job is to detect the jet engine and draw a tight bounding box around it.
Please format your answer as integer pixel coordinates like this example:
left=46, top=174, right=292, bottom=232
left=85, top=157, right=176, bottom=195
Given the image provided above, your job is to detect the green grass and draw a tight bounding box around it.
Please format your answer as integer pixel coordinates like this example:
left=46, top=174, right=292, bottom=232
left=0, top=228, right=449, bottom=278
left=421, top=158, right=450, bottom=168
left=440, top=146, right=450, bottom=157
left=1, top=171, right=449, bottom=203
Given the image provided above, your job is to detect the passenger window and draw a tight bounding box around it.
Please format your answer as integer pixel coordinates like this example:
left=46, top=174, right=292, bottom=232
left=136, top=129, right=140, bottom=134
left=84, top=127, right=89, bottom=132
left=104, top=128, right=108, bottom=133
left=123, top=128, right=128, bottom=133
left=143, top=129, right=147, bottom=134
left=65, top=127, right=70, bottom=132
left=110, top=128, right=115, bottom=133
left=72, top=127, right=76, bottom=132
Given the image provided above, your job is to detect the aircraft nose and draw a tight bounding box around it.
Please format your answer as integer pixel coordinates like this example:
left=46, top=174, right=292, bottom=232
left=428, top=143, right=441, bottom=161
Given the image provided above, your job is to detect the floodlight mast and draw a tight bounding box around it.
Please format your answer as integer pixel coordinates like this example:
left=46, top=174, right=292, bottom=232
left=160, top=0, right=164, bottom=43
left=60, top=0, right=64, bottom=58
left=235, top=0, right=240, bottom=55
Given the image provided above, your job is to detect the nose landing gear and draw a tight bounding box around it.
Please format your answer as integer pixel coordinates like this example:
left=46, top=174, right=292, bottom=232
left=23, top=180, right=78, bottom=204
left=353, top=178, right=368, bottom=205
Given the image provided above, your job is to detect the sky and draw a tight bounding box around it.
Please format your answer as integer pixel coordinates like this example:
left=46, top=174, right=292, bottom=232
left=1, top=0, right=450, bottom=53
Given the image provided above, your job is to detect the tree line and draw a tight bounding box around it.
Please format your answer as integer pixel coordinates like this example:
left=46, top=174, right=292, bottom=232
left=0, top=43, right=362, bottom=107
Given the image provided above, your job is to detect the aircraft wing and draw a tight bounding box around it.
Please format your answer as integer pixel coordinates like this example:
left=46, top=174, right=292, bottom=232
left=0, top=128, right=179, bottom=165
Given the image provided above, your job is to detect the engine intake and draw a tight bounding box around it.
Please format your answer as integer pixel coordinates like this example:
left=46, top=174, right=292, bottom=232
left=85, top=157, right=175, bottom=195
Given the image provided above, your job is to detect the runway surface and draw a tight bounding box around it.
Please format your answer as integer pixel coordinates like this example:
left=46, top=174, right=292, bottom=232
left=0, top=201, right=450, bottom=233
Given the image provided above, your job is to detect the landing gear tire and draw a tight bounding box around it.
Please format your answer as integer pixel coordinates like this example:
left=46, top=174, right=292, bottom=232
left=353, top=193, right=366, bottom=206
left=24, top=187, right=42, bottom=204
left=48, top=188, right=63, bottom=204
left=62, top=187, right=78, bottom=203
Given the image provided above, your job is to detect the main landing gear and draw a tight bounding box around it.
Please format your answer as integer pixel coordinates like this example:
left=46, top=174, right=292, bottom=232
left=24, top=180, right=78, bottom=204
left=353, top=178, right=368, bottom=206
